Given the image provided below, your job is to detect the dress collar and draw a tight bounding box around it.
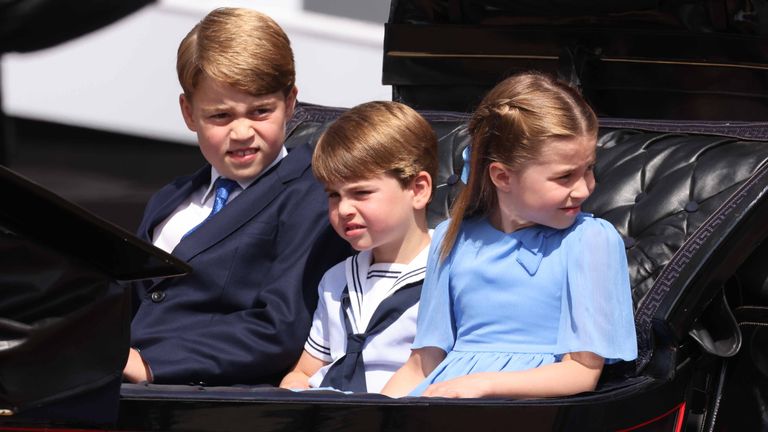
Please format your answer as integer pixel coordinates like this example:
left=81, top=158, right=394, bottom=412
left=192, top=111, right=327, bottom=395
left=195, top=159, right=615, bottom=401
left=479, top=215, right=590, bottom=276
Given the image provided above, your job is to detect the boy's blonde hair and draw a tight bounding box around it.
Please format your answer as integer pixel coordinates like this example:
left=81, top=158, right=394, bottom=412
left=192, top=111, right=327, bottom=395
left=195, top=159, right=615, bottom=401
left=312, top=101, right=438, bottom=187
left=177, top=8, right=295, bottom=98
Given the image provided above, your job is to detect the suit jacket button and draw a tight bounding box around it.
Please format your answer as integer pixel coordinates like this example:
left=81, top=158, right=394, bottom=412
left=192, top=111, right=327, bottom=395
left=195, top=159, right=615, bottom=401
left=150, top=291, right=166, bottom=303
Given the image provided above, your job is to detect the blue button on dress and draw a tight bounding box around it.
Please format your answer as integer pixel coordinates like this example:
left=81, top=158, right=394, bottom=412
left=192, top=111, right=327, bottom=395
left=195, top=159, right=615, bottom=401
left=409, top=213, right=637, bottom=396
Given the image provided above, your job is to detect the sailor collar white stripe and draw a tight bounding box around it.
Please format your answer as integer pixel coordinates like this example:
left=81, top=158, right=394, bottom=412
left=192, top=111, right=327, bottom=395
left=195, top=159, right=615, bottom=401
left=348, top=252, right=365, bottom=331
left=343, top=244, right=430, bottom=334
left=344, top=250, right=370, bottom=333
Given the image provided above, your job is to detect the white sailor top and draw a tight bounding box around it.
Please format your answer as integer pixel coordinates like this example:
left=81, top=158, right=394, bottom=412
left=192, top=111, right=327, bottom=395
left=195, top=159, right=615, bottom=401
left=304, top=245, right=429, bottom=393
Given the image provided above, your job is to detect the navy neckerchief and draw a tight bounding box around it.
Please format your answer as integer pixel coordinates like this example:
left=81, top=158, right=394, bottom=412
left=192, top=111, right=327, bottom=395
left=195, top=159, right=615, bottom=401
left=320, top=281, right=422, bottom=392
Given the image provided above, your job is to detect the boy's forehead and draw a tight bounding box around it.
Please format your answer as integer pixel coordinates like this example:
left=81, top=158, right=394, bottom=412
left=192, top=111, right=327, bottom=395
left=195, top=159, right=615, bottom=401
left=190, top=77, right=288, bottom=105
left=324, top=173, right=397, bottom=189
left=191, top=74, right=290, bottom=100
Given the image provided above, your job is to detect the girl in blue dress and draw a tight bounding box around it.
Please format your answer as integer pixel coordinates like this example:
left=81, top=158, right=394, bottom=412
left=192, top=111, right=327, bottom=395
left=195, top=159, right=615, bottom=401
left=382, top=72, right=637, bottom=398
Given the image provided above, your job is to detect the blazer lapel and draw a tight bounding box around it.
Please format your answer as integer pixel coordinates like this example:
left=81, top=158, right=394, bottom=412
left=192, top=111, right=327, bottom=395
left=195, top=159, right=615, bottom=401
left=173, top=143, right=314, bottom=263
left=141, top=165, right=210, bottom=241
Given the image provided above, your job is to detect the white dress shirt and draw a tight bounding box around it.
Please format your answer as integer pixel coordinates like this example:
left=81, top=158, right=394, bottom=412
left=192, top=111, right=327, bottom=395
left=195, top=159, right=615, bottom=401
left=152, top=147, right=287, bottom=253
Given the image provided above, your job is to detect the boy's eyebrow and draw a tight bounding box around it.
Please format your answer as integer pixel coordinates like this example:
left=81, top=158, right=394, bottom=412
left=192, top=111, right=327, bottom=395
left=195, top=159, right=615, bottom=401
left=323, top=180, right=373, bottom=193
left=249, top=100, right=276, bottom=108
left=199, top=104, right=230, bottom=112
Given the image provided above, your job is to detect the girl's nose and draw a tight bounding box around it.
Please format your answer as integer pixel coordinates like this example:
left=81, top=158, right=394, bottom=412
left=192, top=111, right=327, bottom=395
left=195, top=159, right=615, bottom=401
left=571, top=175, right=594, bottom=200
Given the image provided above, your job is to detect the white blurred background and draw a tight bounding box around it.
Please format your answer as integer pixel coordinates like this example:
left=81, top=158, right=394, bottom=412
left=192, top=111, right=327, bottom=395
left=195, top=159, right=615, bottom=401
left=1, top=0, right=392, bottom=145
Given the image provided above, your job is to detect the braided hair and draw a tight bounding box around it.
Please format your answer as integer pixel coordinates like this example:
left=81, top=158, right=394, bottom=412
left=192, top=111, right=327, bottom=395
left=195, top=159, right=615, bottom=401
left=440, top=71, right=598, bottom=259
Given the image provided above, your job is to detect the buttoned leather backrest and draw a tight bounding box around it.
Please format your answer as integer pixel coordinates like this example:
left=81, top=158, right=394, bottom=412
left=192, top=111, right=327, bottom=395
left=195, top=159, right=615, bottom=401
left=286, top=103, right=768, bottom=373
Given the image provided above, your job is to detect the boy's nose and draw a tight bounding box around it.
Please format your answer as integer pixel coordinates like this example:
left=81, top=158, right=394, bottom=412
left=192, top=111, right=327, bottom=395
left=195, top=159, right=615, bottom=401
left=230, top=120, right=255, bottom=141
left=337, top=198, right=355, bottom=217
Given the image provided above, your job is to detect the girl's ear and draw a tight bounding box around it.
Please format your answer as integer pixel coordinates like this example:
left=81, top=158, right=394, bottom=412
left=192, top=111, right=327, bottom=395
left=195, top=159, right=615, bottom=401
left=179, top=94, right=197, bottom=132
left=489, top=162, right=513, bottom=192
left=410, top=171, right=433, bottom=210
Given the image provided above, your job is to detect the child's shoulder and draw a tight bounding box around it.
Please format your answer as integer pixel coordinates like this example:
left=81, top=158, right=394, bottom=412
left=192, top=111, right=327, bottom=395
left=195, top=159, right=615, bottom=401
left=320, top=254, right=353, bottom=282
left=146, top=165, right=209, bottom=205
left=433, top=216, right=485, bottom=236
left=563, top=213, right=625, bottom=246
left=317, top=250, right=368, bottom=293
left=433, top=219, right=451, bottom=239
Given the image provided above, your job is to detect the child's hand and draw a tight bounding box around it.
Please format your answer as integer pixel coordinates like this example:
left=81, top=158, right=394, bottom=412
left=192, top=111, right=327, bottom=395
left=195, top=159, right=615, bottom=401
left=279, top=350, right=327, bottom=390
left=279, top=373, right=310, bottom=390
left=421, top=372, right=496, bottom=398
left=123, top=348, right=153, bottom=383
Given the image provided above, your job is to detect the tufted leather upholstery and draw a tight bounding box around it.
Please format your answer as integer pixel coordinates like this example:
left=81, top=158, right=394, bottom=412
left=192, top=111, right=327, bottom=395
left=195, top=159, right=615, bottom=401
left=286, top=103, right=768, bottom=375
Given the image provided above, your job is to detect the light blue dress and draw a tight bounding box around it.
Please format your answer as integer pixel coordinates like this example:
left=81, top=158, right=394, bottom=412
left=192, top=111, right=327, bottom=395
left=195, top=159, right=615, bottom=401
left=409, top=213, right=638, bottom=396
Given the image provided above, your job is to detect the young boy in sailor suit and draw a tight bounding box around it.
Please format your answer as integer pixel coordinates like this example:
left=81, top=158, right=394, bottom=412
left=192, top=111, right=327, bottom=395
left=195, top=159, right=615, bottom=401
left=279, top=101, right=438, bottom=393
left=123, top=8, right=349, bottom=386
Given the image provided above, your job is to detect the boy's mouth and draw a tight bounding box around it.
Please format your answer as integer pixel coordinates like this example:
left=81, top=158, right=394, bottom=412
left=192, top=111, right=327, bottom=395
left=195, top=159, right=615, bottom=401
left=228, top=148, right=258, bottom=158
left=344, top=223, right=366, bottom=235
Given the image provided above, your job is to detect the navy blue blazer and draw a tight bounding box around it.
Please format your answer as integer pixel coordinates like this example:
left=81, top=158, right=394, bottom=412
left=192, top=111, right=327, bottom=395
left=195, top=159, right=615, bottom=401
left=130, top=142, right=350, bottom=386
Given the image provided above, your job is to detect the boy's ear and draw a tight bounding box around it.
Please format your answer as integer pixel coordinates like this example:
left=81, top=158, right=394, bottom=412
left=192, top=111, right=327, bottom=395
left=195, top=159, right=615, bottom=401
left=410, top=171, right=433, bottom=210
left=285, top=86, right=298, bottom=120
left=489, top=162, right=513, bottom=192
left=179, top=94, right=197, bottom=132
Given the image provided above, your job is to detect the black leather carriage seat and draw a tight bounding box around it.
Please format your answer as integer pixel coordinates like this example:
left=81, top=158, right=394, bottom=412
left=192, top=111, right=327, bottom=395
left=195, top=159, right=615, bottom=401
left=286, top=102, right=768, bottom=377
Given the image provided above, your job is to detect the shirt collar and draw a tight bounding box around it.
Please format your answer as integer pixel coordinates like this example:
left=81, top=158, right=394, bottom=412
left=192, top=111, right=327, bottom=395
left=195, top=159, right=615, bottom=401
left=200, top=146, right=288, bottom=204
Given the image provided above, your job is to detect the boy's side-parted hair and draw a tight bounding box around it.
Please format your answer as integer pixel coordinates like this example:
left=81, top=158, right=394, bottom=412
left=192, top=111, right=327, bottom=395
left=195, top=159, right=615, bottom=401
left=177, top=7, right=295, bottom=98
left=441, top=71, right=598, bottom=259
left=312, top=101, right=438, bottom=188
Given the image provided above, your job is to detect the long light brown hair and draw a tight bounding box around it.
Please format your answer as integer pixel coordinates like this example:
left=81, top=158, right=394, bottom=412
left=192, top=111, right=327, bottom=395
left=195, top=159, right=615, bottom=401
left=440, top=71, right=598, bottom=259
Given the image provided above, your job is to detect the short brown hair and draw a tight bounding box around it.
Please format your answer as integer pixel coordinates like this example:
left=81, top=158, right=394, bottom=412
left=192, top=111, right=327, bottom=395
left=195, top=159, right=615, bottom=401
left=441, top=71, right=598, bottom=258
left=177, top=8, right=295, bottom=98
left=312, top=101, right=438, bottom=188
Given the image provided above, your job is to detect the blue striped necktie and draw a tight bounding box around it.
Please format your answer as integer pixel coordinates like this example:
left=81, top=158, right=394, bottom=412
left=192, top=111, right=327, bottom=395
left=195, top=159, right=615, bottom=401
left=183, top=177, right=240, bottom=238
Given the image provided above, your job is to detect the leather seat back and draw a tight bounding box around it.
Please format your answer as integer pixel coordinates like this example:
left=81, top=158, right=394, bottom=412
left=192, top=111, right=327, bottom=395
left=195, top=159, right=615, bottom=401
left=286, top=103, right=768, bottom=374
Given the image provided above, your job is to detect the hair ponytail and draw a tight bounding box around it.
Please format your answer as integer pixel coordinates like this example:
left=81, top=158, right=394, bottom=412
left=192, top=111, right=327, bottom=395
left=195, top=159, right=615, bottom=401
left=439, top=71, right=597, bottom=260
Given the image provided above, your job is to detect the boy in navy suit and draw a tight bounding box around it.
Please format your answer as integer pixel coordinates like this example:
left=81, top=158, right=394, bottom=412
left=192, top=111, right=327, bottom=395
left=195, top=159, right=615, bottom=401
left=123, top=7, right=348, bottom=386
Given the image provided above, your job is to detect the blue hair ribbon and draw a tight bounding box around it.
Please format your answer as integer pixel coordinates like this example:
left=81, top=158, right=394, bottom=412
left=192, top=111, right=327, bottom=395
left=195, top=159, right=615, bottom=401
left=460, top=145, right=471, bottom=184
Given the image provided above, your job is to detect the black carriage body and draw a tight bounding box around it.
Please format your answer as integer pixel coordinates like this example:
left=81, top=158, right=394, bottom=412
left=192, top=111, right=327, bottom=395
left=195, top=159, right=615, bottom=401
left=3, top=1, right=768, bottom=431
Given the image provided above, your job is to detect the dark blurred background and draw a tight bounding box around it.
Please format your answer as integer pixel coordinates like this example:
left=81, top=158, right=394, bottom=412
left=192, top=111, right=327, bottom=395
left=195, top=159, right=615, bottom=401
left=4, top=117, right=204, bottom=232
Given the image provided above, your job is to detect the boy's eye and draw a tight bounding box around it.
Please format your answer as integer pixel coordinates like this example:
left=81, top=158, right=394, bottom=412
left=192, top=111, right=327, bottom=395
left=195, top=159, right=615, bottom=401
left=327, top=191, right=340, bottom=199
left=209, top=113, right=229, bottom=120
left=251, top=107, right=273, bottom=117
left=354, top=190, right=373, bottom=197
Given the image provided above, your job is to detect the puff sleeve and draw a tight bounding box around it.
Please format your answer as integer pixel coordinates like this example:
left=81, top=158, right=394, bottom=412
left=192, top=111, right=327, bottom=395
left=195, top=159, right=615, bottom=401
left=556, top=217, right=638, bottom=363
left=411, top=221, right=456, bottom=353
